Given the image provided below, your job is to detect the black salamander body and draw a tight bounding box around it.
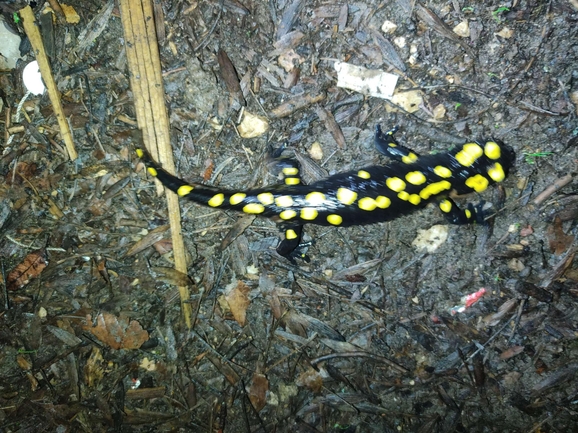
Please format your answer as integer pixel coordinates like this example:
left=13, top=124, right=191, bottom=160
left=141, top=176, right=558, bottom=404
left=136, top=126, right=515, bottom=258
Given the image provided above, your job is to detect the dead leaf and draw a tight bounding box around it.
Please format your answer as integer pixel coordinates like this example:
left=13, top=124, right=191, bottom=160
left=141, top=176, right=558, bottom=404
left=5, top=161, right=37, bottom=185
left=7, top=249, right=48, bottom=291
left=546, top=217, right=574, bottom=254
left=202, top=158, right=214, bottom=182
left=84, top=346, right=106, bottom=387
left=224, top=281, right=251, bottom=326
left=500, top=346, right=524, bottom=360
left=82, top=312, right=149, bottom=350
left=153, top=238, right=173, bottom=255
left=295, top=367, right=323, bottom=393
left=126, top=225, right=170, bottom=256
left=248, top=373, right=269, bottom=411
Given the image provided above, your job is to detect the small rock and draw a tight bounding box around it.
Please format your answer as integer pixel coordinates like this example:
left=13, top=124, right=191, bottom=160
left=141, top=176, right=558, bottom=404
left=278, top=49, right=303, bottom=72
left=432, top=104, right=446, bottom=120
left=381, top=20, right=398, bottom=34
left=453, top=20, right=471, bottom=38
left=237, top=111, right=269, bottom=138
left=496, top=27, right=514, bottom=39
left=393, top=36, right=406, bottom=49
left=308, top=141, right=323, bottom=160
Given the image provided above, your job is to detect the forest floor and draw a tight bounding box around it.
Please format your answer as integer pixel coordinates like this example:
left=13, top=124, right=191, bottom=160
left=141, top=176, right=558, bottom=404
left=1, top=0, right=577, bottom=432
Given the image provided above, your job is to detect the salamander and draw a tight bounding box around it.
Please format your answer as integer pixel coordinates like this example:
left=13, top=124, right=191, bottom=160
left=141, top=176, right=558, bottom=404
left=136, top=125, right=515, bottom=259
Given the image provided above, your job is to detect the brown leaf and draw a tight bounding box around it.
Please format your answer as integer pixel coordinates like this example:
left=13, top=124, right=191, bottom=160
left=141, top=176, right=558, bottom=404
left=126, top=225, right=170, bottom=256
left=546, top=217, right=574, bottom=254
left=224, top=281, right=251, bottom=326
left=7, top=249, right=48, bottom=291
left=150, top=266, right=192, bottom=287
left=5, top=161, right=37, bottom=185
left=85, top=346, right=106, bottom=387
left=152, top=239, right=173, bottom=255
left=296, top=367, right=323, bottom=393
left=82, top=312, right=149, bottom=350
left=500, top=346, right=525, bottom=360
left=202, top=158, right=215, bottom=182
left=248, top=373, right=268, bottom=412
left=217, top=48, right=244, bottom=109
left=519, top=225, right=534, bottom=237
left=315, top=106, right=345, bottom=149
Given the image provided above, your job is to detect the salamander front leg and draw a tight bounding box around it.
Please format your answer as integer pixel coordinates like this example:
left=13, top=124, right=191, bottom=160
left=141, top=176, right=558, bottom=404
left=276, top=224, right=311, bottom=262
left=438, top=199, right=486, bottom=224
left=374, top=125, right=420, bottom=164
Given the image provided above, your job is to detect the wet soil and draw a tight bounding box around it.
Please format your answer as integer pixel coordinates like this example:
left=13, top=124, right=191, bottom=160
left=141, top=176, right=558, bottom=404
left=1, top=0, right=577, bottom=432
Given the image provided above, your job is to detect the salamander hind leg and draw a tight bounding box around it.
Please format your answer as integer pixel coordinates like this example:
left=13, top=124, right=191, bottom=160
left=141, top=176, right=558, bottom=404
left=276, top=224, right=311, bottom=263
left=374, top=125, right=420, bottom=164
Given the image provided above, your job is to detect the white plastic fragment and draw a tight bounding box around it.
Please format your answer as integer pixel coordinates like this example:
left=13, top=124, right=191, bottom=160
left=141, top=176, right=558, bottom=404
left=0, top=16, right=22, bottom=70
left=23, top=61, right=46, bottom=95
left=334, top=61, right=398, bottom=100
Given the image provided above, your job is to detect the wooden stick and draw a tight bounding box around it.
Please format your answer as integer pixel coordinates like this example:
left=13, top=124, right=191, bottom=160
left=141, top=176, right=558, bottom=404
left=119, top=0, right=193, bottom=328
left=19, top=6, right=77, bottom=160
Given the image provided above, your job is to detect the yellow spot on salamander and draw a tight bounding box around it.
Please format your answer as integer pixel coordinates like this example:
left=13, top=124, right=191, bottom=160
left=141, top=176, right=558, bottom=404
left=484, top=141, right=501, bottom=160
left=357, top=170, right=371, bottom=179
left=282, top=167, right=299, bottom=176
left=487, top=163, right=505, bottom=182
left=398, top=191, right=409, bottom=201
left=243, top=203, right=265, bottom=214
left=306, top=191, right=326, bottom=206
left=147, top=167, right=158, bottom=177
left=257, top=192, right=274, bottom=205
left=406, top=171, right=426, bottom=185
left=419, top=181, right=452, bottom=200
left=285, top=229, right=298, bottom=240
left=455, top=143, right=483, bottom=167
left=136, top=149, right=144, bottom=158
left=408, top=194, right=421, bottom=205
left=337, top=187, right=358, bottom=205
left=327, top=214, right=343, bottom=225
left=275, top=195, right=294, bottom=207
left=300, top=208, right=318, bottom=220
left=386, top=177, right=406, bottom=192
left=230, top=192, right=246, bottom=205
left=285, top=177, right=300, bottom=185
left=177, top=185, right=194, bottom=196
left=279, top=209, right=297, bottom=220
left=465, top=209, right=472, bottom=219
left=358, top=197, right=377, bottom=211
left=208, top=193, right=224, bottom=207
left=465, top=174, right=489, bottom=192
left=433, top=165, right=452, bottom=178
left=375, top=196, right=391, bottom=209
left=439, top=199, right=452, bottom=213
left=402, top=152, right=418, bottom=164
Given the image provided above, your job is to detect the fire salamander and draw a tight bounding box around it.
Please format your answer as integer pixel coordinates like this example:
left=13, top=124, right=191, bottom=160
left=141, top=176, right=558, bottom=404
left=136, top=126, right=515, bottom=259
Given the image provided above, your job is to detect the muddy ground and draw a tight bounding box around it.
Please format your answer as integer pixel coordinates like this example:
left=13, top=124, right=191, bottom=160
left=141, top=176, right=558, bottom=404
left=1, top=0, right=577, bottom=432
